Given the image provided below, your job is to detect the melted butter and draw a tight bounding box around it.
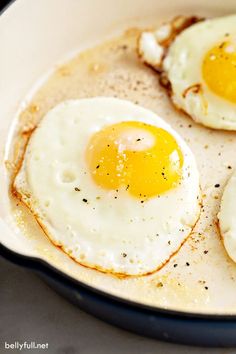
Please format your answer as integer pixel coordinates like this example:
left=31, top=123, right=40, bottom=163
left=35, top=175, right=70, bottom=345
left=9, top=21, right=236, bottom=314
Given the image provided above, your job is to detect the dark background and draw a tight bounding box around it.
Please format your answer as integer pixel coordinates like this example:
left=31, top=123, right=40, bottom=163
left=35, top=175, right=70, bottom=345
left=1, top=0, right=11, bottom=12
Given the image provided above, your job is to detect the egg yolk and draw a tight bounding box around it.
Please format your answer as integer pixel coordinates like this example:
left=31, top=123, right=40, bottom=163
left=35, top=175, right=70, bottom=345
left=202, top=41, right=236, bottom=103
left=86, top=121, right=183, bottom=198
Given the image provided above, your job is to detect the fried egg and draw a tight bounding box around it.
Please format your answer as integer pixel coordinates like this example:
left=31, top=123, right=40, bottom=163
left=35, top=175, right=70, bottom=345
left=13, top=97, right=200, bottom=276
left=218, top=170, right=236, bottom=263
left=138, top=15, right=236, bottom=130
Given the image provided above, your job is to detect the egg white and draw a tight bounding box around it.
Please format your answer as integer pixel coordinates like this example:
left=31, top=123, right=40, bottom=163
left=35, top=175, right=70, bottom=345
left=139, top=15, right=236, bottom=130
left=14, top=97, right=200, bottom=276
left=218, top=170, right=236, bottom=263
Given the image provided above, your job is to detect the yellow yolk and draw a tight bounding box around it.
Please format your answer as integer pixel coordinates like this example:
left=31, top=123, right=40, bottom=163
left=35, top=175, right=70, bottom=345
left=86, top=121, right=183, bottom=198
left=202, top=41, right=236, bottom=103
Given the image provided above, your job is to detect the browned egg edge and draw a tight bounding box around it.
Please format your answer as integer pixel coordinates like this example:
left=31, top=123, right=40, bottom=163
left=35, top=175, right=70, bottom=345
left=10, top=121, right=202, bottom=278
left=137, top=15, right=214, bottom=127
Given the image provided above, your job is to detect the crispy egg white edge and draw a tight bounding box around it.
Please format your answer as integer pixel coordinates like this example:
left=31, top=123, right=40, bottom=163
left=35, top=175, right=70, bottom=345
left=13, top=97, right=201, bottom=276
left=218, top=170, right=236, bottom=263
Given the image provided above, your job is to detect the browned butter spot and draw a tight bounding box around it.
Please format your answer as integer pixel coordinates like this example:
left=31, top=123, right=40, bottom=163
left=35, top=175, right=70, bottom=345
left=182, top=83, right=202, bottom=98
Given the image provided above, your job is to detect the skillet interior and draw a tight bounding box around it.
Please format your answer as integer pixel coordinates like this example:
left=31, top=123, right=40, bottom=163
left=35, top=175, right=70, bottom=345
left=1, top=0, right=236, bottom=316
